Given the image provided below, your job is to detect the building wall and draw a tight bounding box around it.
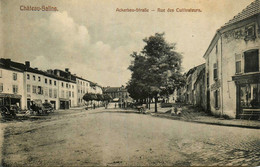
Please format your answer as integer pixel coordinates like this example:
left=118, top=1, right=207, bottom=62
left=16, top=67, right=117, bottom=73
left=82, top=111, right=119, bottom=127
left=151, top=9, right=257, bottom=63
left=206, top=17, right=260, bottom=118
left=25, top=72, right=59, bottom=110
left=0, top=68, right=25, bottom=109
left=206, top=37, right=222, bottom=116
left=76, top=78, right=90, bottom=106
left=221, top=19, right=260, bottom=118
left=58, top=80, right=77, bottom=108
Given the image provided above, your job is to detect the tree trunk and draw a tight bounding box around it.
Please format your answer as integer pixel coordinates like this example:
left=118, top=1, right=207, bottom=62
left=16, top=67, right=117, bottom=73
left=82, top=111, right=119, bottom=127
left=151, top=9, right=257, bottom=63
left=148, top=97, right=151, bottom=110
left=155, top=96, right=158, bottom=113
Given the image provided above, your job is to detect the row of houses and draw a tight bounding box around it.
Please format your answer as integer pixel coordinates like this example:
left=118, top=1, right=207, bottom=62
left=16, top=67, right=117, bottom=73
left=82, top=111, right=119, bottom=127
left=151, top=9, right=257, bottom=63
left=103, top=86, right=131, bottom=102
left=178, top=0, right=260, bottom=119
left=0, top=58, right=103, bottom=110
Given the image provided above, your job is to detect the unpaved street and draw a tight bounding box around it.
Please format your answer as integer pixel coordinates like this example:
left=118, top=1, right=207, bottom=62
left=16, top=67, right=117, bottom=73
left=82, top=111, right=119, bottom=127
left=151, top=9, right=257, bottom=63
left=2, top=108, right=260, bottom=166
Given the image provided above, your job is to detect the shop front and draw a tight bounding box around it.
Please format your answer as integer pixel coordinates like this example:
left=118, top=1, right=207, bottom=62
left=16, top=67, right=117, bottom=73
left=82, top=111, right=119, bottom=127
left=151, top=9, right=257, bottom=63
left=0, top=93, right=22, bottom=108
left=232, top=73, right=260, bottom=119
left=59, top=98, right=69, bottom=109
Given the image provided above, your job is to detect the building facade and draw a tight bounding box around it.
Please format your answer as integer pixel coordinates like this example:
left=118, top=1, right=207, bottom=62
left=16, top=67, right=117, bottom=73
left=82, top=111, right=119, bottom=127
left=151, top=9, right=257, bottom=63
left=103, top=86, right=131, bottom=103
left=0, top=59, right=25, bottom=109
left=0, top=58, right=102, bottom=110
left=204, top=0, right=260, bottom=118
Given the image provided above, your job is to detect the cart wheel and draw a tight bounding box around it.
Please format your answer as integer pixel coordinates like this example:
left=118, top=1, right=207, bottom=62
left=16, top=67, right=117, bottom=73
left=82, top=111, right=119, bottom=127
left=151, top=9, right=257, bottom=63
left=0, top=107, right=8, bottom=116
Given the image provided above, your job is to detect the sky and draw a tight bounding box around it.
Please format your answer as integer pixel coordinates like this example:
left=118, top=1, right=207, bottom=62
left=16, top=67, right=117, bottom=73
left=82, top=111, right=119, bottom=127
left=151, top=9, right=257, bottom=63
left=0, top=0, right=255, bottom=87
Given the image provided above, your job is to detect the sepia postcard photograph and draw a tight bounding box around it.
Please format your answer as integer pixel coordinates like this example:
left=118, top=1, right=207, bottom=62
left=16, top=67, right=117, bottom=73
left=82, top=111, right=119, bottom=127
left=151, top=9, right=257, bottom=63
left=0, top=0, right=260, bottom=166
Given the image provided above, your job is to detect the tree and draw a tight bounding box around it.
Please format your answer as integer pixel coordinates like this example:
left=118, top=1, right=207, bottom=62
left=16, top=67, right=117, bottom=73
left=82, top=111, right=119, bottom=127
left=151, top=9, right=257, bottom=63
left=127, top=33, right=185, bottom=112
left=83, top=93, right=93, bottom=102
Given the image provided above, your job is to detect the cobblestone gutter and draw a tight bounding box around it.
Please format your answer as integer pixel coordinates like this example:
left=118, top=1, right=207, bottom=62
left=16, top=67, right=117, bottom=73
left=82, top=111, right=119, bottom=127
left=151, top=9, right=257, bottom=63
left=0, top=123, right=5, bottom=167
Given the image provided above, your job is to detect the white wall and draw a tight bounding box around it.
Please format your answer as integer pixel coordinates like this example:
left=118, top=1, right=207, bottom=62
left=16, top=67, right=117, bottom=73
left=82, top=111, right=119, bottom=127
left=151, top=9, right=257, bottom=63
left=0, top=68, right=25, bottom=109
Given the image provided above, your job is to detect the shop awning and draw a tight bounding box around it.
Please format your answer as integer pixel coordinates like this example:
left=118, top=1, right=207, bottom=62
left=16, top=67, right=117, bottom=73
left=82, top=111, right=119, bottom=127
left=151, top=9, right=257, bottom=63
left=59, top=98, right=70, bottom=101
left=0, top=93, right=22, bottom=99
left=232, top=73, right=260, bottom=84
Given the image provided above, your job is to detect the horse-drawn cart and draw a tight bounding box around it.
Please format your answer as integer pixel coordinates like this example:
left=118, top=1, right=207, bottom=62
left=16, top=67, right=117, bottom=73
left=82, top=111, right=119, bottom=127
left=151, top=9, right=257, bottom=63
left=30, top=100, right=54, bottom=115
left=0, top=96, right=20, bottom=118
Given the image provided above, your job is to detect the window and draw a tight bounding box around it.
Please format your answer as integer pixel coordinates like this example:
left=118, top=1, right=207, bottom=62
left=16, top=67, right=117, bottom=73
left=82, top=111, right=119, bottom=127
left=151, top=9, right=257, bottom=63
left=13, top=85, right=18, bottom=94
left=66, top=83, right=68, bottom=88
left=49, top=79, right=52, bottom=85
left=245, top=25, right=255, bottom=40
left=69, top=91, right=71, bottom=97
left=62, top=82, right=64, bottom=87
left=13, top=73, right=17, bottom=81
left=38, top=76, right=41, bottom=82
left=235, top=54, right=242, bottom=74
left=27, top=84, right=31, bottom=93
left=33, top=86, right=37, bottom=94
left=38, top=86, right=43, bottom=95
left=49, top=88, right=52, bottom=98
left=72, top=92, right=74, bottom=98
left=213, top=63, right=218, bottom=80
left=44, top=87, right=48, bottom=96
left=33, top=75, right=36, bottom=81
left=66, top=91, right=69, bottom=98
left=61, top=90, right=65, bottom=98
left=0, top=83, right=3, bottom=92
left=244, top=50, right=259, bottom=73
left=54, top=89, right=57, bottom=98
left=45, top=78, right=48, bottom=84
left=27, top=74, right=30, bottom=80
left=0, top=70, right=2, bottom=78
left=216, top=44, right=218, bottom=54
left=54, top=81, right=56, bottom=86
left=214, top=90, right=220, bottom=109
left=72, top=85, right=74, bottom=89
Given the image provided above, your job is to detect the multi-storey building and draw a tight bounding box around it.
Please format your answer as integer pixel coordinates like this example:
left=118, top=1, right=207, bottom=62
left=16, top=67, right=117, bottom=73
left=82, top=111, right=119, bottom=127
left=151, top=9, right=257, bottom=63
left=204, top=0, right=260, bottom=118
left=103, top=86, right=130, bottom=102
left=74, top=76, right=91, bottom=106
left=24, top=63, right=60, bottom=110
left=53, top=69, right=77, bottom=109
left=0, top=59, right=25, bottom=109
left=0, top=58, right=101, bottom=110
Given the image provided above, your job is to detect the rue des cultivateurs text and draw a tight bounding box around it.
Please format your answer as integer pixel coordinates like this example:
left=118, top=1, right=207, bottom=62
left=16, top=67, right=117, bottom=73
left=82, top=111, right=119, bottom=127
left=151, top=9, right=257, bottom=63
left=116, top=8, right=202, bottom=13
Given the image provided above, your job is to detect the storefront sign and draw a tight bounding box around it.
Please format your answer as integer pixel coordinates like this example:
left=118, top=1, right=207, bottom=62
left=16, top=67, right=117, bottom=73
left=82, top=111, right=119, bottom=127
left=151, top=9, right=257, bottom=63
left=0, top=93, right=22, bottom=99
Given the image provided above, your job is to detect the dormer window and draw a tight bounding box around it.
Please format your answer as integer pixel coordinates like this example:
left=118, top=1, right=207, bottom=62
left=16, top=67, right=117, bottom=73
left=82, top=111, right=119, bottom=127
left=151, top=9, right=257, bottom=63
left=245, top=25, right=255, bottom=41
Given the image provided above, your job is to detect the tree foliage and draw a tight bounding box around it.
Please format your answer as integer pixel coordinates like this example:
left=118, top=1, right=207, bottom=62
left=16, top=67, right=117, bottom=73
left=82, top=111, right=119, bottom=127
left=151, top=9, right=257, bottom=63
left=127, top=33, right=185, bottom=112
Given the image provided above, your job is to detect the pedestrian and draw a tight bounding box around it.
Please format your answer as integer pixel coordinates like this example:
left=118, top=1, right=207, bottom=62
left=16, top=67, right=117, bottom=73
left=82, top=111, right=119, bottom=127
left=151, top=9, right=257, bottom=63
left=177, top=105, right=182, bottom=115
left=115, top=103, right=117, bottom=108
left=93, top=103, right=96, bottom=109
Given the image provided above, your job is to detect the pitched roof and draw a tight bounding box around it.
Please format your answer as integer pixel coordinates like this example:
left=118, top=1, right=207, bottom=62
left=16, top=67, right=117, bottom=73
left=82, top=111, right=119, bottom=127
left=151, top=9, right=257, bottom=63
left=221, top=0, right=260, bottom=28
left=103, top=87, right=127, bottom=93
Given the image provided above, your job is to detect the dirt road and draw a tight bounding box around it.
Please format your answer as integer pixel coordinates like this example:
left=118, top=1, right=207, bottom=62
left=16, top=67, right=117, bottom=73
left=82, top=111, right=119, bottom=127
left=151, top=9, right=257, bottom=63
left=1, top=108, right=260, bottom=166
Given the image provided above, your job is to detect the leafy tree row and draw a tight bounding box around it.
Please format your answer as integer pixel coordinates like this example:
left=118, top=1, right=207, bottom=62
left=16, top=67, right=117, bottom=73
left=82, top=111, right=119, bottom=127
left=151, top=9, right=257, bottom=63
left=83, top=93, right=112, bottom=102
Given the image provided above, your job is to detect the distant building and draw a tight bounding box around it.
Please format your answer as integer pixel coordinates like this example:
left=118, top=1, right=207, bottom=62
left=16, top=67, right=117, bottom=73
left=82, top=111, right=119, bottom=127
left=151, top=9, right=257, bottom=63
left=103, top=86, right=131, bottom=103
left=177, top=63, right=206, bottom=110
left=203, top=0, right=260, bottom=118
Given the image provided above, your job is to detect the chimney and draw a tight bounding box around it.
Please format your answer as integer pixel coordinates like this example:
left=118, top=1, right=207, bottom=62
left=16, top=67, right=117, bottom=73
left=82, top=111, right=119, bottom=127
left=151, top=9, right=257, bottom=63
left=25, top=61, right=30, bottom=69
